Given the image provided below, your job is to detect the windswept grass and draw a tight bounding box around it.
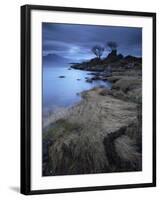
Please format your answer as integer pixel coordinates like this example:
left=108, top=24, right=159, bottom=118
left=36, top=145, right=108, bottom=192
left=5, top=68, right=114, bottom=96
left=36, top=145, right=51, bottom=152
left=43, top=87, right=142, bottom=176
left=114, top=135, right=142, bottom=171
left=43, top=119, right=81, bottom=141
left=44, top=119, right=109, bottom=176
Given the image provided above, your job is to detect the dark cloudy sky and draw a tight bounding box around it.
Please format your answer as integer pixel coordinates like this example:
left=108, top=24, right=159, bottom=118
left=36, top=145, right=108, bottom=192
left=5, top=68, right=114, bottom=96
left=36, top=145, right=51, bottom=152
left=42, top=23, right=142, bottom=62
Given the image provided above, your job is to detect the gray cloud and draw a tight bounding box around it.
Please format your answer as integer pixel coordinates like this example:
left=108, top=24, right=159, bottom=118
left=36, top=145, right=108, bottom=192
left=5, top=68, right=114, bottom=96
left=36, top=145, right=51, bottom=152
left=43, top=23, right=142, bottom=61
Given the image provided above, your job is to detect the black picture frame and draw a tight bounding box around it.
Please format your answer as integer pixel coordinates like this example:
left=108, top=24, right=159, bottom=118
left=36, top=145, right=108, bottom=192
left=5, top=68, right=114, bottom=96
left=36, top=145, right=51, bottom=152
left=21, top=4, right=156, bottom=195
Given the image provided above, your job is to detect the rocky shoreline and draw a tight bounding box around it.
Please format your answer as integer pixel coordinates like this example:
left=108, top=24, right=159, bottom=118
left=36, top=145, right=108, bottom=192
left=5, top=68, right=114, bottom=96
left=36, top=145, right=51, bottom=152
left=43, top=50, right=142, bottom=176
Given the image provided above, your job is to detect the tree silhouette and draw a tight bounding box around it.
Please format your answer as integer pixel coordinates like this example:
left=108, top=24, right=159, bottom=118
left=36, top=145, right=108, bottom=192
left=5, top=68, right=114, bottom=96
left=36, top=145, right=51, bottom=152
left=92, top=45, right=104, bottom=59
left=107, top=41, right=118, bottom=51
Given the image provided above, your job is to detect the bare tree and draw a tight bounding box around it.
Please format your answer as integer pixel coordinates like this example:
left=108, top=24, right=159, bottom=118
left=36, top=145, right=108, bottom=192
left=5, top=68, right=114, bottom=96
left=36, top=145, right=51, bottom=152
left=107, top=41, right=118, bottom=51
left=92, top=45, right=104, bottom=59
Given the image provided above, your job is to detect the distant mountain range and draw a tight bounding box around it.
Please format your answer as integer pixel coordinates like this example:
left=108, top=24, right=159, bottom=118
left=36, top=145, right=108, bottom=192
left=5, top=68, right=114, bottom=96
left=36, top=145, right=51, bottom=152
left=43, top=53, right=71, bottom=66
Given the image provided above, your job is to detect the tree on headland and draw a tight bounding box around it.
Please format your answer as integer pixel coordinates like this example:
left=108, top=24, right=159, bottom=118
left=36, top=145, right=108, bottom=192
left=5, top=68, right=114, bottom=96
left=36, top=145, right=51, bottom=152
left=107, top=41, right=118, bottom=51
left=92, top=45, right=104, bottom=59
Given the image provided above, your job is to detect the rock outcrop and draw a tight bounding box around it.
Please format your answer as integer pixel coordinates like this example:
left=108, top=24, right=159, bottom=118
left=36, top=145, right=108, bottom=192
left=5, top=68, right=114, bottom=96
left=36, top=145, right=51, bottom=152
left=70, top=50, right=142, bottom=72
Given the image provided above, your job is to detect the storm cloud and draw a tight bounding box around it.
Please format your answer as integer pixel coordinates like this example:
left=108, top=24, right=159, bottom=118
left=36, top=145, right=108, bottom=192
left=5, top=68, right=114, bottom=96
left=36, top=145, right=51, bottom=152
left=43, top=23, right=142, bottom=62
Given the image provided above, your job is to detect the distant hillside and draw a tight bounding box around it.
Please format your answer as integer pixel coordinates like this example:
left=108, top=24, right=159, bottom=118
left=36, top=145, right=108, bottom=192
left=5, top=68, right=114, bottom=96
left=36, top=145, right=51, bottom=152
left=43, top=53, right=71, bottom=66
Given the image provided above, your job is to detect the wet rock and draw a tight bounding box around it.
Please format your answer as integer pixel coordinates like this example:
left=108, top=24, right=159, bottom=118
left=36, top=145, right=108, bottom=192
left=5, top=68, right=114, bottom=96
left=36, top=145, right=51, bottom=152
left=86, top=78, right=93, bottom=83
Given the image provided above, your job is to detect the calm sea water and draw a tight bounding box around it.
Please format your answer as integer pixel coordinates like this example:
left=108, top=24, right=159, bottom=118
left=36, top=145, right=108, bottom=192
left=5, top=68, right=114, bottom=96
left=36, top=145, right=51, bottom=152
left=43, top=65, right=111, bottom=113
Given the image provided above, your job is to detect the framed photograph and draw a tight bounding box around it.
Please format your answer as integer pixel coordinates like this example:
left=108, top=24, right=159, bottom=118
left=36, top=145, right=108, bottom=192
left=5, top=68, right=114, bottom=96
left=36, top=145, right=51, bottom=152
left=21, top=4, right=156, bottom=195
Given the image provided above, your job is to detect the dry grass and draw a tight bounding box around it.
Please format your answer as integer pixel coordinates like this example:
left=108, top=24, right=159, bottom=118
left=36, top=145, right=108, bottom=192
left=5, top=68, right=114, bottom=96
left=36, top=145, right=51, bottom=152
left=44, top=119, right=109, bottom=175
left=114, top=135, right=142, bottom=171
left=112, top=77, right=141, bottom=93
left=43, top=88, right=142, bottom=176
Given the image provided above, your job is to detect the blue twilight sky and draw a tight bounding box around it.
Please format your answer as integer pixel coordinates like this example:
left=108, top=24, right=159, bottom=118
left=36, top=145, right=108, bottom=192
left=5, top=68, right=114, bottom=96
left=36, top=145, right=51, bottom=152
left=42, top=23, right=142, bottom=62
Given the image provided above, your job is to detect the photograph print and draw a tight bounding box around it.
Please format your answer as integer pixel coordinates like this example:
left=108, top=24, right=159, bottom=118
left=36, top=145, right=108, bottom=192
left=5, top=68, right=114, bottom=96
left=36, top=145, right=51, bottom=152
left=42, top=23, right=142, bottom=177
